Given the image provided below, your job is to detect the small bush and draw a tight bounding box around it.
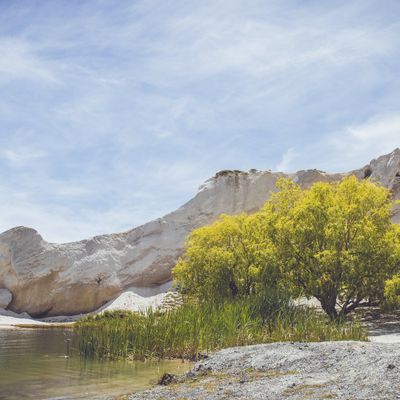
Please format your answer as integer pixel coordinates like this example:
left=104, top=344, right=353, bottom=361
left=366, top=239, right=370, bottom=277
left=384, top=275, right=400, bottom=309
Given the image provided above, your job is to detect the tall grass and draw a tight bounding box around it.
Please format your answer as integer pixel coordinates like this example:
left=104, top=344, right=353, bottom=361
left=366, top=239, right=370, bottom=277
left=75, top=294, right=367, bottom=361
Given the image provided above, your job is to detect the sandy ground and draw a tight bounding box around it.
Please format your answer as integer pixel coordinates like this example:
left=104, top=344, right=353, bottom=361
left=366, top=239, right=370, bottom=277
left=0, top=289, right=168, bottom=328
left=0, top=308, right=50, bottom=328
left=360, top=307, right=400, bottom=343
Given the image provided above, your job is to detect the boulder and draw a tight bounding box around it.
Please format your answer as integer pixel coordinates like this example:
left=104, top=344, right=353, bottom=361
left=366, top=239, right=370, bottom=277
left=0, top=288, right=12, bottom=309
left=0, top=149, right=399, bottom=317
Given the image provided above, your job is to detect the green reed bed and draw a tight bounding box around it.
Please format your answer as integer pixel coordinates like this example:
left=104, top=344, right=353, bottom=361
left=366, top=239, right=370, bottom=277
left=75, top=295, right=367, bottom=361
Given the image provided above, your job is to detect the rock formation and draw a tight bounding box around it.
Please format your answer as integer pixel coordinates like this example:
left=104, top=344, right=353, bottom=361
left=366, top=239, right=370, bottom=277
left=129, top=342, right=400, bottom=400
left=0, top=288, right=12, bottom=309
left=1, top=149, right=399, bottom=317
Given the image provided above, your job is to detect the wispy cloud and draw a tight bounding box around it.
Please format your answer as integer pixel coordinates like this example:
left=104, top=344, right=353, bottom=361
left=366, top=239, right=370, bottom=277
left=276, top=148, right=296, bottom=172
left=1, top=148, right=47, bottom=167
left=0, top=38, right=59, bottom=84
left=278, top=112, right=400, bottom=173
left=329, top=113, right=400, bottom=168
left=346, top=113, right=400, bottom=144
left=0, top=0, right=399, bottom=242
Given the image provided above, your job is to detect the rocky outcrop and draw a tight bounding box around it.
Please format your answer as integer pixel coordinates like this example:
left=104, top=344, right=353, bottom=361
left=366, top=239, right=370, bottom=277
left=1, top=149, right=400, bottom=317
left=129, top=342, right=400, bottom=400
left=0, top=288, right=12, bottom=309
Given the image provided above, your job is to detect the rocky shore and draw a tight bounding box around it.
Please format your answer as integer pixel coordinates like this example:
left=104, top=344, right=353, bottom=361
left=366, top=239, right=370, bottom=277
left=129, top=341, right=400, bottom=400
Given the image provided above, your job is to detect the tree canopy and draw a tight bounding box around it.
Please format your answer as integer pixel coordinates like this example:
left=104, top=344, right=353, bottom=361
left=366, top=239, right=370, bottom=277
left=173, top=213, right=279, bottom=301
left=173, top=176, right=400, bottom=318
left=264, top=176, right=400, bottom=318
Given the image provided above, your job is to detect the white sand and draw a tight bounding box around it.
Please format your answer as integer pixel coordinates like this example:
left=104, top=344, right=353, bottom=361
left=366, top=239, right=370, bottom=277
left=97, top=290, right=167, bottom=313
left=369, top=333, right=400, bottom=343
left=0, top=308, right=48, bottom=328
left=0, top=289, right=168, bottom=328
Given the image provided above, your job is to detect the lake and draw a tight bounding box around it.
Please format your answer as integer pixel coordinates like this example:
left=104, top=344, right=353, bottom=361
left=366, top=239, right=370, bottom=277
left=0, top=328, right=190, bottom=399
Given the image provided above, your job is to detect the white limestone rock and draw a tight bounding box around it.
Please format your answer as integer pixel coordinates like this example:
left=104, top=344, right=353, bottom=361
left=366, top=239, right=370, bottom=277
left=0, top=149, right=399, bottom=317
left=0, top=288, right=12, bottom=309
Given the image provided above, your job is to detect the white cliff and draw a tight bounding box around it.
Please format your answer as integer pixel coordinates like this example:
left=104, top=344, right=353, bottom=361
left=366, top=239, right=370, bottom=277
left=0, top=149, right=399, bottom=317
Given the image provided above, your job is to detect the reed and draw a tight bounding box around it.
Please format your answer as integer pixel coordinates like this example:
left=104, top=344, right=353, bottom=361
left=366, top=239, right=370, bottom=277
left=75, top=293, right=367, bottom=361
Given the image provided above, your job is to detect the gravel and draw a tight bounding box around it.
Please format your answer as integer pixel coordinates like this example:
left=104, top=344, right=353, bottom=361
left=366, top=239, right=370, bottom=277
left=129, top=341, right=400, bottom=400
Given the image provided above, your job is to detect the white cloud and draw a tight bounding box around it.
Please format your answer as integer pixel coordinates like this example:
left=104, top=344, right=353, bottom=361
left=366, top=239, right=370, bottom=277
left=1, top=148, right=47, bottom=167
left=329, top=113, right=400, bottom=166
left=0, top=38, right=59, bottom=84
left=276, top=148, right=296, bottom=172
left=347, top=113, right=400, bottom=143
left=284, top=113, right=400, bottom=173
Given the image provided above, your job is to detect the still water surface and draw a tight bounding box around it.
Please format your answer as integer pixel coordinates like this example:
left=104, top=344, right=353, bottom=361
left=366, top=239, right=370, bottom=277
left=0, top=328, right=190, bottom=399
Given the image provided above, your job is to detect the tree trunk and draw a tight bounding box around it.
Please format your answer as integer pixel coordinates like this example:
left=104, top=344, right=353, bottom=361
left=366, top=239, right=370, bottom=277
left=319, top=297, right=338, bottom=320
left=229, top=280, right=239, bottom=298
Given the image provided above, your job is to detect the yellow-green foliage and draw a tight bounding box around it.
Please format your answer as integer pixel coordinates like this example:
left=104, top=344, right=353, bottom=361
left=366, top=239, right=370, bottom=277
left=266, top=176, right=400, bottom=318
left=384, top=275, right=400, bottom=309
left=173, top=213, right=279, bottom=300
left=174, top=176, right=400, bottom=318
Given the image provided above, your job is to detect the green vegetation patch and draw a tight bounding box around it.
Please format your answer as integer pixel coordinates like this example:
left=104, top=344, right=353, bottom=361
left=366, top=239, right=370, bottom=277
left=75, top=297, right=366, bottom=361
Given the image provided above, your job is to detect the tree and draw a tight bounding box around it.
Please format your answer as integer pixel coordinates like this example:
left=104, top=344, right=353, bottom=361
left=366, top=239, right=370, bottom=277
left=173, top=213, right=278, bottom=301
left=173, top=176, right=400, bottom=319
left=264, top=176, right=400, bottom=319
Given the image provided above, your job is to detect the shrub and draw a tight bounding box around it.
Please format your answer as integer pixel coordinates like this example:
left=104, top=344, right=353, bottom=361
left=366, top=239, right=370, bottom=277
left=384, top=275, right=400, bottom=309
left=173, top=213, right=280, bottom=301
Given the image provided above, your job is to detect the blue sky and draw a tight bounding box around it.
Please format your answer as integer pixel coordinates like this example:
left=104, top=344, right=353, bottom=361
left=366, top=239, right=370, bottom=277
left=0, top=0, right=399, bottom=242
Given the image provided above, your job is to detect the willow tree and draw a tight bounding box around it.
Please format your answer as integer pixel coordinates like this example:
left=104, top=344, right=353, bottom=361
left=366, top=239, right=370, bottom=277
left=264, top=176, right=400, bottom=319
left=173, top=213, right=278, bottom=301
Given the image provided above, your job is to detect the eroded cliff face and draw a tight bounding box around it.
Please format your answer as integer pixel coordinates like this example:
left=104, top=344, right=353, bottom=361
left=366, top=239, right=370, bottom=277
left=1, top=149, right=399, bottom=317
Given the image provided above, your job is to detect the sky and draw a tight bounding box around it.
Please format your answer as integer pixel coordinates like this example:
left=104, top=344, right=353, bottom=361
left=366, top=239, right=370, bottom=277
left=0, top=0, right=399, bottom=243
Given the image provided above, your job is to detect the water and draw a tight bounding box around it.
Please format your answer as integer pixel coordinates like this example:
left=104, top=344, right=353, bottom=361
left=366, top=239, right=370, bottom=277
left=0, top=328, right=190, bottom=399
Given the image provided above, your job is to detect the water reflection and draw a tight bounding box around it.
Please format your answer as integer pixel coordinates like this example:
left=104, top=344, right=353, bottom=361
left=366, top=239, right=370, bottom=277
left=0, top=328, right=190, bottom=399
